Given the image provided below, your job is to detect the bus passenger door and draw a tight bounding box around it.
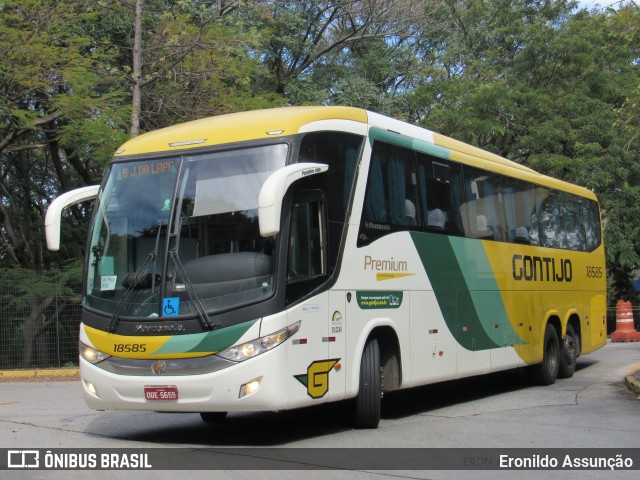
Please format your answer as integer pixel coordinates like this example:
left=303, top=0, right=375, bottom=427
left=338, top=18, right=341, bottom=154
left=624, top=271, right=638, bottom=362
left=284, top=191, right=339, bottom=406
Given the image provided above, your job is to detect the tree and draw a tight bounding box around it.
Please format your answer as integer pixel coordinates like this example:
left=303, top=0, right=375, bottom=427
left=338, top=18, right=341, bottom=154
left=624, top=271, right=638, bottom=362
left=253, top=0, right=426, bottom=97
left=0, top=0, right=130, bottom=269
left=99, top=0, right=278, bottom=135
left=405, top=1, right=640, bottom=301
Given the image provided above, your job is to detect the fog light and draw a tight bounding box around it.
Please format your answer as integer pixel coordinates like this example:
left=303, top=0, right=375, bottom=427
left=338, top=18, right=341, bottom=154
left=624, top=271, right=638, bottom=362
left=83, top=379, right=99, bottom=398
left=239, top=377, right=262, bottom=398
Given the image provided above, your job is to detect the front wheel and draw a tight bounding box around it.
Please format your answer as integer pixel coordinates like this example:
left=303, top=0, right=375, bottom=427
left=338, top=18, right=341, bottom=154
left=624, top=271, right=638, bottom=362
left=531, top=324, right=560, bottom=385
left=558, top=324, right=579, bottom=379
left=354, top=338, right=381, bottom=429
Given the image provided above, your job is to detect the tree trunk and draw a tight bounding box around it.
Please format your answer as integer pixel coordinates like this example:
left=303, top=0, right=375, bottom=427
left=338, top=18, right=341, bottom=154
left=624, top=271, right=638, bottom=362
left=130, top=0, right=143, bottom=137
left=22, top=295, right=56, bottom=367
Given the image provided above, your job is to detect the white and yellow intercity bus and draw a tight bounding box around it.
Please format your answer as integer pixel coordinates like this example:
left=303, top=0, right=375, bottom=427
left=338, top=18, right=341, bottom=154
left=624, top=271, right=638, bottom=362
left=45, top=106, right=606, bottom=428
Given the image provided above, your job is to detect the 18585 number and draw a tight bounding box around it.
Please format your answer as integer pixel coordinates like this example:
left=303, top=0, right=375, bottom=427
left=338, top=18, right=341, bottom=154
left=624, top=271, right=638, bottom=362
left=113, top=343, right=147, bottom=353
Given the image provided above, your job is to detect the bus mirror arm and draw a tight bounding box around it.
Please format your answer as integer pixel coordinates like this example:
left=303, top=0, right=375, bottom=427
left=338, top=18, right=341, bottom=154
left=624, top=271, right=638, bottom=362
left=258, top=163, right=328, bottom=237
left=45, top=185, right=100, bottom=251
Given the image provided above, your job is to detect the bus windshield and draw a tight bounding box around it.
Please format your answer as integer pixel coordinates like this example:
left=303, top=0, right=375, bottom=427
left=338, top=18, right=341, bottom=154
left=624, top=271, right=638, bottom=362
left=85, top=143, right=288, bottom=319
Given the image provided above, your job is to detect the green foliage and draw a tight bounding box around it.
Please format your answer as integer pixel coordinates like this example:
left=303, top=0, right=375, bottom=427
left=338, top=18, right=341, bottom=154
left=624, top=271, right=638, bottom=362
left=402, top=1, right=640, bottom=302
left=1, top=0, right=639, bottom=302
left=0, top=0, right=129, bottom=268
left=0, top=262, right=83, bottom=311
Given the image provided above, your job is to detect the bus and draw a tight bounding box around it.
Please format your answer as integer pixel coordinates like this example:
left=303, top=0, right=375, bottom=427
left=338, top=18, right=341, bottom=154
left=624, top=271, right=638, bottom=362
left=45, top=106, right=606, bottom=428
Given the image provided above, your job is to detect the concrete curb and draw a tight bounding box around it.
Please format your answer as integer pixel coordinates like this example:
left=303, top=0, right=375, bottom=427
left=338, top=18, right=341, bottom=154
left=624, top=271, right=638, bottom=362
left=0, top=368, right=79, bottom=381
left=625, top=371, right=640, bottom=397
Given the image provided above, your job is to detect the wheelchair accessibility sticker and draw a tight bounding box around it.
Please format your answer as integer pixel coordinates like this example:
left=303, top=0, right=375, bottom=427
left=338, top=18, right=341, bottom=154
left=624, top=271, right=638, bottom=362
left=162, top=298, right=179, bottom=317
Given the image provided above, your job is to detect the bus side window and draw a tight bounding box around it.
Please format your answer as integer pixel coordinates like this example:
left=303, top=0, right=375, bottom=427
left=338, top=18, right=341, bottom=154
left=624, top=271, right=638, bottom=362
left=537, top=190, right=565, bottom=248
left=461, top=167, right=507, bottom=241
left=563, top=194, right=587, bottom=251
left=581, top=198, right=602, bottom=251
left=417, top=154, right=464, bottom=235
left=359, top=142, right=419, bottom=245
left=503, top=177, right=537, bottom=244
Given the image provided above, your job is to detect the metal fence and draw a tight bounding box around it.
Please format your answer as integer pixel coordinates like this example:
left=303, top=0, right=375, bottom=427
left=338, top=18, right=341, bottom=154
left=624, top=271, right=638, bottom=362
left=0, top=269, right=82, bottom=370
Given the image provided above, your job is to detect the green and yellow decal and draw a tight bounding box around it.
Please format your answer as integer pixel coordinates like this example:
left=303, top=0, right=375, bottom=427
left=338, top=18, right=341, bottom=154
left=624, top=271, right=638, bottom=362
left=410, top=230, right=606, bottom=362
left=410, top=232, right=525, bottom=352
left=83, top=319, right=258, bottom=359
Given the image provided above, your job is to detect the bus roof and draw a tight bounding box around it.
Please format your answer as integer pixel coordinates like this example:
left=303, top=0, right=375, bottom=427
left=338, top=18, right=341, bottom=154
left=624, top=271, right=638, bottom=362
left=113, top=106, right=596, bottom=201
left=113, top=106, right=368, bottom=157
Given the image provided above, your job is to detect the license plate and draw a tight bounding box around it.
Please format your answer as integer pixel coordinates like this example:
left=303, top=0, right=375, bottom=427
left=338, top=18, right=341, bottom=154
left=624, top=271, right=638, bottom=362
left=144, top=385, right=179, bottom=401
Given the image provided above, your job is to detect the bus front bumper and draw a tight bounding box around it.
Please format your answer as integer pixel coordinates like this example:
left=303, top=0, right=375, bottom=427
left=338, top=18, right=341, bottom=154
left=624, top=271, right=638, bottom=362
left=79, top=349, right=289, bottom=413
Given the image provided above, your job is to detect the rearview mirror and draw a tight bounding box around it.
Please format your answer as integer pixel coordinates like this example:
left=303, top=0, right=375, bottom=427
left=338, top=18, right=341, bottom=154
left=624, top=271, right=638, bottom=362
left=45, top=185, right=100, bottom=251
left=258, top=163, right=328, bottom=237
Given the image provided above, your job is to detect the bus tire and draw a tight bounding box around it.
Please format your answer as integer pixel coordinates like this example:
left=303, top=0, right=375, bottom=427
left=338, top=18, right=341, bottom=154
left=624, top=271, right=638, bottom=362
left=200, top=412, right=227, bottom=423
left=558, top=324, right=578, bottom=379
left=532, top=324, right=560, bottom=385
left=354, top=338, right=381, bottom=429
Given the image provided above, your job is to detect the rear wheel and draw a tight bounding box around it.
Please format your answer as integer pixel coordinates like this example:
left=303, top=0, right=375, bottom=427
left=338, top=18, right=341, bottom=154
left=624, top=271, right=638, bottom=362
left=354, top=338, right=381, bottom=429
left=558, top=324, right=579, bottom=379
left=532, top=324, right=560, bottom=385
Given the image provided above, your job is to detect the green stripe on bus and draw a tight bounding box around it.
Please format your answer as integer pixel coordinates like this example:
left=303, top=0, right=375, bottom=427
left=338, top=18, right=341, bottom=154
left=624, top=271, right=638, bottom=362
left=449, top=237, right=525, bottom=347
left=153, top=319, right=258, bottom=354
left=410, top=232, right=500, bottom=351
left=368, top=127, right=450, bottom=160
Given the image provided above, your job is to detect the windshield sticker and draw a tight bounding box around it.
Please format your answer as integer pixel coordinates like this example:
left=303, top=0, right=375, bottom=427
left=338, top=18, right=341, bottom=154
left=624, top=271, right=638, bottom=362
left=162, top=298, right=180, bottom=317
left=356, top=291, right=403, bottom=309
left=100, top=276, right=117, bottom=291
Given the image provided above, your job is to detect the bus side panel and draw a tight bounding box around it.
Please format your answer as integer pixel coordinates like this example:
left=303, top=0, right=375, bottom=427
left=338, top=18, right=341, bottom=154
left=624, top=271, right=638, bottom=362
left=585, top=293, right=607, bottom=354
left=408, top=291, right=457, bottom=387
left=284, top=293, right=335, bottom=410
left=410, top=233, right=522, bottom=376
left=326, top=289, right=347, bottom=402
left=482, top=241, right=606, bottom=364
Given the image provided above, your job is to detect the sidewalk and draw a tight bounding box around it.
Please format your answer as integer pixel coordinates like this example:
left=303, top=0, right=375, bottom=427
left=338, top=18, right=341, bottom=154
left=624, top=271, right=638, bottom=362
left=0, top=367, right=79, bottom=382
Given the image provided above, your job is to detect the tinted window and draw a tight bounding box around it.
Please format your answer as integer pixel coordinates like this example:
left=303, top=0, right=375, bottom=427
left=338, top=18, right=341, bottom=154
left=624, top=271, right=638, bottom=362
left=357, top=141, right=601, bottom=252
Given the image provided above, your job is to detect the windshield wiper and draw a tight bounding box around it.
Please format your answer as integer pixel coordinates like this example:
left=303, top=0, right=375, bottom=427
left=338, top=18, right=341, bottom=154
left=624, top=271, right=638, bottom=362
left=108, top=250, right=157, bottom=332
left=169, top=248, right=218, bottom=329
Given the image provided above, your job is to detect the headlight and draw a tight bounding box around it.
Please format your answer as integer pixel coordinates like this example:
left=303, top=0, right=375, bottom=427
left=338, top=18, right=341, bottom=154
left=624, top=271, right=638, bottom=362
left=79, top=342, right=111, bottom=364
left=217, top=321, right=300, bottom=362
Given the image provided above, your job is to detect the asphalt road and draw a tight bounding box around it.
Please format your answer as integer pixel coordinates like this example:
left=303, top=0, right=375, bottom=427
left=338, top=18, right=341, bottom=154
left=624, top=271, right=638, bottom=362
left=1, top=340, right=639, bottom=479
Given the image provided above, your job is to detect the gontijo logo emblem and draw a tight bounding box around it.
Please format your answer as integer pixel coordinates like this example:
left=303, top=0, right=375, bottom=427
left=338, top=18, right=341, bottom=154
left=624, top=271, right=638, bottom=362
left=294, top=359, right=340, bottom=399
